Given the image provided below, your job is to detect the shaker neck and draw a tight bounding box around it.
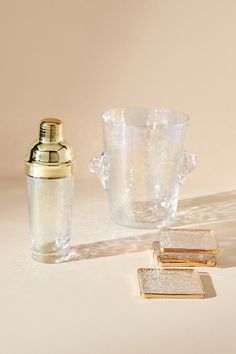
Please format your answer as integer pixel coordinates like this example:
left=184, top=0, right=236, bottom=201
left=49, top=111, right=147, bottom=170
left=39, top=118, right=63, bottom=143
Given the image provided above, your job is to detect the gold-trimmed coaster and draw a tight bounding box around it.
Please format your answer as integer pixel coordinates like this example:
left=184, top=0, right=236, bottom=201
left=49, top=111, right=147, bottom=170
left=137, top=268, right=205, bottom=299
left=153, top=252, right=216, bottom=267
left=153, top=241, right=217, bottom=267
left=159, top=229, right=219, bottom=254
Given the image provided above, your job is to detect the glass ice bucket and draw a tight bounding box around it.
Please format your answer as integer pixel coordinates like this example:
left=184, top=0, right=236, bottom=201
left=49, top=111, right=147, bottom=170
left=90, top=108, right=196, bottom=229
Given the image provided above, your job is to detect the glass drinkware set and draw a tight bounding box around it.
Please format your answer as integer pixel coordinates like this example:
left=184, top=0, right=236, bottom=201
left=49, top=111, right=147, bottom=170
left=25, top=108, right=196, bottom=263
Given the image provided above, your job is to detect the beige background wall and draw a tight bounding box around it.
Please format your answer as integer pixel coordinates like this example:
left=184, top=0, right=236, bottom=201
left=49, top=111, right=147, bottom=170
left=0, top=0, right=235, bottom=196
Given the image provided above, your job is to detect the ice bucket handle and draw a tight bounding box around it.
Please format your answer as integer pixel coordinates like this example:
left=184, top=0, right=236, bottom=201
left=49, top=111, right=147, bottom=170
left=89, top=151, right=109, bottom=189
left=178, top=151, right=197, bottom=185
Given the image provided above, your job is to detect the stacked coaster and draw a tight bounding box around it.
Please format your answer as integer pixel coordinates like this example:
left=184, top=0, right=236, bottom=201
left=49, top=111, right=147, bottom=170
left=153, top=228, right=219, bottom=267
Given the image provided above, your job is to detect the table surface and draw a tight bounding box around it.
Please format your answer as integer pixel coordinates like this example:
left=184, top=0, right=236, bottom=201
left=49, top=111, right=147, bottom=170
left=1, top=180, right=236, bottom=354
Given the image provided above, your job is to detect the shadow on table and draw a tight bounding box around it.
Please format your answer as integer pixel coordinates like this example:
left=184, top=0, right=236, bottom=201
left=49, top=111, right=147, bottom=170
left=68, top=190, right=236, bottom=265
left=69, top=233, right=158, bottom=261
left=201, top=272, right=217, bottom=299
left=216, top=220, right=236, bottom=268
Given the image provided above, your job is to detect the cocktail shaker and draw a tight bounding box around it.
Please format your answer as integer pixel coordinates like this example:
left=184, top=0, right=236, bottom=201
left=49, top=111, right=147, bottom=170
left=25, top=118, right=76, bottom=263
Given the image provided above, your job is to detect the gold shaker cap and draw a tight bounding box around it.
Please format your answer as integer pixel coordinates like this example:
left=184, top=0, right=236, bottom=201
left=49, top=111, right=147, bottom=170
left=25, top=118, right=76, bottom=179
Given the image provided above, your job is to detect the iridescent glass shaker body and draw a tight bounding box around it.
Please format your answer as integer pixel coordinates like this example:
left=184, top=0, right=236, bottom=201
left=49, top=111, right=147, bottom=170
left=25, top=119, right=76, bottom=263
left=90, top=108, right=196, bottom=229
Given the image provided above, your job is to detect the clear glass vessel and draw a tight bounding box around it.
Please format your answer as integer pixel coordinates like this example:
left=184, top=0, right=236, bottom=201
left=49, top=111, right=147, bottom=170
left=25, top=119, right=76, bottom=263
left=90, top=108, right=196, bottom=229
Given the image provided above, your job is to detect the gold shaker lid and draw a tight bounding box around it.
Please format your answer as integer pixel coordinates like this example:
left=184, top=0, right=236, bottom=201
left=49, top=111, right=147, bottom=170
left=25, top=118, right=76, bottom=179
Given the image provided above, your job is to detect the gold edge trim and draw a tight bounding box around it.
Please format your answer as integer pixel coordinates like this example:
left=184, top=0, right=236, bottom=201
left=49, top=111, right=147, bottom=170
left=157, top=261, right=216, bottom=267
left=153, top=252, right=217, bottom=265
left=25, top=160, right=76, bottom=179
left=164, top=228, right=215, bottom=233
left=137, top=267, right=200, bottom=272
left=140, top=293, right=205, bottom=299
left=156, top=254, right=216, bottom=262
left=157, top=256, right=216, bottom=264
left=160, top=247, right=219, bottom=254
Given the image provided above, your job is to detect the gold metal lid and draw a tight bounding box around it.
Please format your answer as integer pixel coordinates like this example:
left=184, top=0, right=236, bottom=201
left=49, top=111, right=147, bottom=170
left=25, top=118, right=76, bottom=179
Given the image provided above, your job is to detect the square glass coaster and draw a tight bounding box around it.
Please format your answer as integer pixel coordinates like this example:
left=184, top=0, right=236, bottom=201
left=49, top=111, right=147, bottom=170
left=153, top=241, right=217, bottom=267
left=159, top=229, right=219, bottom=254
left=153, top=251, right=216, bottom=267
left=137, top=268, right=205, bottom=299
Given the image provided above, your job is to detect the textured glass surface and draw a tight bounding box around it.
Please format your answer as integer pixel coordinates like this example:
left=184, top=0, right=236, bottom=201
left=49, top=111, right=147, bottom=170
left=160, top=229, right=218, bottom=253
left=138, top=268, right=205, bottom=298
left=27, top=176, right=74, bottom=263
left=90, top=108, right=196, bottom=229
